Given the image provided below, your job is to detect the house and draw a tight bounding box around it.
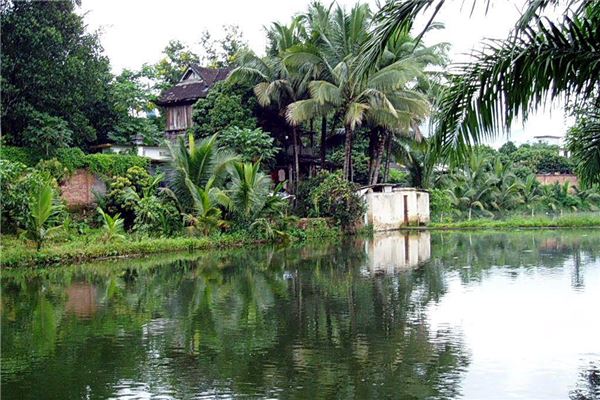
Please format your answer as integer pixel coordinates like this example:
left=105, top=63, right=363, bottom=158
left=154, top=64, right=231, bottom=138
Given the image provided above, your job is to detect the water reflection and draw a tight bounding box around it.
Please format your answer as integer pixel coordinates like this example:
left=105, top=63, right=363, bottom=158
left=1, top=229, right=599, bottom=399
left=364, top=231, right=430, bottom=274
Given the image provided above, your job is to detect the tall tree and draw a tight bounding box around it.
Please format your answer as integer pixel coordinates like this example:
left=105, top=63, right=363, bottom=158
left=364, top=0, right=599, bottom=176
left=1, top=0, right=116, bottom=148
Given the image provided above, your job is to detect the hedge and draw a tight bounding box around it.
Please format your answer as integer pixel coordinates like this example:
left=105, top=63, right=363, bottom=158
left=0, top=146, right=150, bottom=178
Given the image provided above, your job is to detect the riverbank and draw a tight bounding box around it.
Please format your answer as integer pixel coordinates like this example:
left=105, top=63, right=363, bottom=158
left=0, top=224, right=341, bottom=268
left=427, top=213, right=600, bottom=229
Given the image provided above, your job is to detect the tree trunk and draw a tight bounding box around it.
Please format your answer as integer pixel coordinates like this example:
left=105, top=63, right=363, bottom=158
left=320, top=116, right=327, bottom=169
left=367, top=129, right=377, bottom=184
left=292, top=126, right=300, bottom=190
left=343, top=125, right=353, bottom=181
left=383, top=135, right=393, bottom=182
left=370, top=131, right=387, bottom=185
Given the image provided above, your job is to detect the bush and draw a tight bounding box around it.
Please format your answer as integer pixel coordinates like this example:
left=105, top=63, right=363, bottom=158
left=84, top=153, right=149, bottom=177
left=0, top=146, right=44, bottom=166
left=133, top=196, right=182, bottom=237
left=429, top=188, right=454, bottom=222
left=388, top=169, right=410, bottom=185
left=218, top=126, right=279, bottom=165
left=0, top=159, right=61, bottom=233
left=36, top=158, right=69, bottom=183
left=310, top=171, right=365, bottom=231
left=1, top=146, right=150, bottom=178
left=294, top=173, right=330, bottom=217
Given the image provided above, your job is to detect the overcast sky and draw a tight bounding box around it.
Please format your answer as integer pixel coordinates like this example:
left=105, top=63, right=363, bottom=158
left=80, top=0, right=571, bottom=146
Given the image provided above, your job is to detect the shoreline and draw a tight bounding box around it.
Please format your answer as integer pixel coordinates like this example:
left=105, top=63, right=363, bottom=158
left=3, top=214, right=600, bottom=268
left=0, top=228, right=342, bottom=269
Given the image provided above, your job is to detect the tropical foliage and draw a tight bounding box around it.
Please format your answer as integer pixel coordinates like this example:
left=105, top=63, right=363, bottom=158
left=21, top=185, right=63, bottom=250
left=364, top=0, right=599, bottom=187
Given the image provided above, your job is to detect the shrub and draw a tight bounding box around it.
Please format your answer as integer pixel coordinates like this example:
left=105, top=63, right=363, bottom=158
left=36, top=158, right=70, bottom=183
left=218, top=126, right=279, bottom=165
left=294, top=173, right=330, bottom=217
left=1, top=146, right=150, bottom=178
left=133, top=196, right=182, bottom=237
left=84, top=153, right=149, bottom=177
left=0, top=146, right=44, bottom=166
left=310, top=171, right=365, bottom=231
left=54, top=147, right=87, bottom=171
left=388, top=169, right=410, bottom=185
left=0, top=159, right=60, bottom=233
left=429, top=188, right=454, bottom=221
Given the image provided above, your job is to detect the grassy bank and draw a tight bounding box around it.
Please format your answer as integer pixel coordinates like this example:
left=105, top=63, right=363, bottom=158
left=428, top=213, right=600, bottom=229
left=0, top=224, right=341, bottom=268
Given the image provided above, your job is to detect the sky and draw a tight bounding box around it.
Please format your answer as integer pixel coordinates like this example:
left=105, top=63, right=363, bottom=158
left=80, top=0, right=572, bottom=146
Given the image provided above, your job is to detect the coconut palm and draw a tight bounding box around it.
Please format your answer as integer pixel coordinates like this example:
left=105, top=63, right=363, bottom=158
left=168, top=133, right=237, bottom=213
left=22, top=185, right=62, bottom=250
left=285, top=3, right=434, bottom=182
left=364, top=0, right=599, bottom=170
left=520, top=175, right=542, bottom=216
left=229, top=32, right=307, bottom=189
left=167, top=134, right=237, bottom=235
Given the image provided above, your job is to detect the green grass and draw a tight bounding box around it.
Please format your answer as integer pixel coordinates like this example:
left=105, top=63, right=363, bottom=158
left=428, top=213, right=600, bottom=229
left=1, top=222, right=341, bottom=268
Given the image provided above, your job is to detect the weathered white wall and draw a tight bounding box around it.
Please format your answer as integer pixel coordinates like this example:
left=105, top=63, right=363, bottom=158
left=103, top=145, right=171, bottom=162
left=363, top=231, right=431, bottom=274
left=362, top=188, right=430, bottom=231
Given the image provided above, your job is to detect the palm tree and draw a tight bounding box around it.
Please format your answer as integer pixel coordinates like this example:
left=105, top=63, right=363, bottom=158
left=229, top=28, right=307, bottom=190
left=168, top=134, right=237, bottom=235
left=285, top=4, right=433, bottom=182
left=227, top=160, right=275, bottom=223
left=520, top=175, right=542, bottom=216
left=168, top=133, right=237, bottom=213
left=567, top=111, right=600, bottom=187
left=363, top=0, right=599, bottom=171
left=23, top=185, right=62, bottom=250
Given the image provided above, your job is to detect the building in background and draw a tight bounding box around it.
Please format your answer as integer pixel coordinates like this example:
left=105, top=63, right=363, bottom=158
left=154, top=65, right=231, bottom=138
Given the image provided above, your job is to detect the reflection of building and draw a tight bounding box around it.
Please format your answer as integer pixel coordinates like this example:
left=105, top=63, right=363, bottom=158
left=65, top=282, right=98, bottom=318
left=358, top=185, right=430, bottom=231
left=363, top=231, right=431, bottom=274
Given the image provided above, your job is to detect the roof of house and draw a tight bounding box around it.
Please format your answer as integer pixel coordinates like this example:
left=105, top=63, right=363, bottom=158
left=154, top=64, right=231, bottom=106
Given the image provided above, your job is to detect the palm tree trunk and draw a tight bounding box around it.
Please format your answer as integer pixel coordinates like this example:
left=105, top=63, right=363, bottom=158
left=343, top=125, right=353, bottom=181
left=292, top=126, right=300, bottom=190
left=383, top=134, right=393, bottom=182
left=320, top=116, right=327, bottom=169
left=370, top=131, right=387, bottom=185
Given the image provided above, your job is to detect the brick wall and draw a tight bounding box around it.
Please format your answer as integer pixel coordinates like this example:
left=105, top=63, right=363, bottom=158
left=60, top=169, right=106, bottom=208
left=535, top=174, right=579, bottom=188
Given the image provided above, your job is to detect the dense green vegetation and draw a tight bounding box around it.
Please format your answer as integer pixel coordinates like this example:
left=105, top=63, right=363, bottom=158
left=363, top=0, right=599, bottom=185
left=426, top=145, right=600, bottom=221
left=2, top=0, right=600, bottom=265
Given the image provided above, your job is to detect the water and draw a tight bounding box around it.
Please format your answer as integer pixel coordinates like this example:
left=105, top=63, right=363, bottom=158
left=2, top=230, right=599, bottom=399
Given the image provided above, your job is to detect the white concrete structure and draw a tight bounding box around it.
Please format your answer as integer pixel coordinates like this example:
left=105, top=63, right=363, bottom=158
left=358, top=185, right=430, bottom=231
left=100, top=145, right=172, bottom=162
left=362, top=231, right=431, bottom=275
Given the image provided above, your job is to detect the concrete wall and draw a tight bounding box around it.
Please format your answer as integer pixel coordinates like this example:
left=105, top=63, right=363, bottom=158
left=103, top=145, right=171, bottom=163
left=362, top=188, right=430, bottom=231
left=60, top=169, right=106, bottom=208
left=363, top=231, right=431, bottom=274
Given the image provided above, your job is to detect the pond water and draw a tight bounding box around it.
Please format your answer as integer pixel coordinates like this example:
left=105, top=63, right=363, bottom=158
left=2, top=230, right=600, bottom=399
